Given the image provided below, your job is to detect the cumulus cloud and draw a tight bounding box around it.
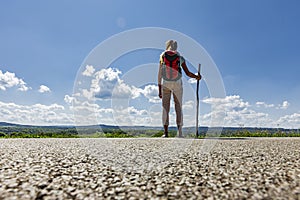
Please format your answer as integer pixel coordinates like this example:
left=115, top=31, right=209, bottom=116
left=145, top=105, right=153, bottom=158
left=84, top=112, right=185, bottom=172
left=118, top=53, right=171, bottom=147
left=182, top=100, right=194, bottom=110
left=85, top=67, right=142, bottom=100
left=127, top=106, right=148, bottom=116
left=256, top=101, right=275, bottom=108
left=111, top=106, right=151, bottom=126
left=0, top=101, right=73, bottom=125
left=188, top=78, right=197, bottom=84
left=141, top=84, right=160, bottom=103
left=255, top=101, right=290, bottom=110
left=82, top=89, right=94, bottom=100
left=256, top=100, right=289, bottom=110
left=0, top=70, right=30, bottom=91
left=82, top=65, right=95, bottom=77
left=112, top=81, right=142, bottom=99
left=276, top=100, right=289, bottom=110
left=202, top=95, right=271, bottom=127
left=203, top=95, right=249, bottom=112
left=80, top=67, right=162, bottom=102
left=64, top=95, right=76, bottom=104
left=277, top=113, right=300, bottom=128
left=38, top=85, right=51, bottom=93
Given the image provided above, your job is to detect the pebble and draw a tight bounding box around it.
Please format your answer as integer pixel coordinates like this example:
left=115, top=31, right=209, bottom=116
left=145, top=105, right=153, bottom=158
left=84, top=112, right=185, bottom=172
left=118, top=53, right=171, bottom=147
left=0, top=138, right=299, bottom=199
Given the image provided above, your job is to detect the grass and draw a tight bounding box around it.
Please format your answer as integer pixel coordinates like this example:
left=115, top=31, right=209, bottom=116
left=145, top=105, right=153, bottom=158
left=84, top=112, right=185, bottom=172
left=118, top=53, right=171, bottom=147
left=220, top=130, right=300, bottom=138
left=1, top=128, right=300, bottom=139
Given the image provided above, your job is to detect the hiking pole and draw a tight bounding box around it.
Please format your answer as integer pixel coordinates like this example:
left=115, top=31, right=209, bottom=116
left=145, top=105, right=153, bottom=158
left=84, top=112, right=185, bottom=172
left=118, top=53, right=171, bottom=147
left=196, top=64, right=201, bottom=138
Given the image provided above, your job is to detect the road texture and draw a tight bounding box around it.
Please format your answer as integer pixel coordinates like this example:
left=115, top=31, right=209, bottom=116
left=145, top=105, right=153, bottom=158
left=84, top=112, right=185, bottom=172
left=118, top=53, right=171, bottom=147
left=0, top=138, right=299, bottom=199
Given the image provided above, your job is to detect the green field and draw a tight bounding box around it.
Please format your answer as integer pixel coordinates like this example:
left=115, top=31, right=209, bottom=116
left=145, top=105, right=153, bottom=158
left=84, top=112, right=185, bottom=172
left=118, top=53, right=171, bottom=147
left=1, top=124, right=299, bottom=138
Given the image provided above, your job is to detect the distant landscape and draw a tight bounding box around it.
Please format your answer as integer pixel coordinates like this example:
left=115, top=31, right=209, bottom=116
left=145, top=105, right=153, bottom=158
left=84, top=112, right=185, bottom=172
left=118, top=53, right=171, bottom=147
left=1, top=122, right=299, bottom=138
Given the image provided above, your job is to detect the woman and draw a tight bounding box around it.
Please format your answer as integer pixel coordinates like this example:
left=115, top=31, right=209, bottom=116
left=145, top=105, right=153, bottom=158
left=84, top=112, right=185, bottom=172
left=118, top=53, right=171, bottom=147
left=158, top=40, right=201, bottom=137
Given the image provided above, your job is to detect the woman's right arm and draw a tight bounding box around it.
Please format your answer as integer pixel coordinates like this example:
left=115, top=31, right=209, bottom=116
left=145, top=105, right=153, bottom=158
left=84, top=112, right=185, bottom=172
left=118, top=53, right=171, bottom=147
left=182, top=62, right=201, bottom=80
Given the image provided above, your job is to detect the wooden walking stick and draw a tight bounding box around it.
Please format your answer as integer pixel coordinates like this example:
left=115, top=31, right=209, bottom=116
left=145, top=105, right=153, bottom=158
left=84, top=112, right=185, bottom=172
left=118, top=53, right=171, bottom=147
left=196, top=64, right=201, bottom=138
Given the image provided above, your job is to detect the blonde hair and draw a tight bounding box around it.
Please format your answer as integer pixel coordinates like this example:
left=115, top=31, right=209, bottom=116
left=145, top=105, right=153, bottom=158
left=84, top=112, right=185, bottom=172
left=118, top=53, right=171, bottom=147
left=165, top=40, right=177, bottom=51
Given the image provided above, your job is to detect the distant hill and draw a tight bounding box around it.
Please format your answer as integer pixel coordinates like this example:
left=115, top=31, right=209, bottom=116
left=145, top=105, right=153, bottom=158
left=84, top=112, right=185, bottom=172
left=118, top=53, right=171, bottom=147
left=0, top=121, right=296, bottom=133
left=0, top=122, right=74, bottom=128
left=0, top=122, right=22, bottom=127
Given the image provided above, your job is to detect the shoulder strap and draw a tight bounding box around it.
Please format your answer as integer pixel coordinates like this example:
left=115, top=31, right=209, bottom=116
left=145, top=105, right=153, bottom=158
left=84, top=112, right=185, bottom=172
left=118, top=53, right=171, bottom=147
left=164, top=51, right=179, bottom=62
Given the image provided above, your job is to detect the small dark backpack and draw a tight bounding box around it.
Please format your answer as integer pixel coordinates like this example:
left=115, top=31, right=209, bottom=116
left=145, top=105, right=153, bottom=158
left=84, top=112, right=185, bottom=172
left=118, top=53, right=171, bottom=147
left=162, top=51, right=182, bottom=81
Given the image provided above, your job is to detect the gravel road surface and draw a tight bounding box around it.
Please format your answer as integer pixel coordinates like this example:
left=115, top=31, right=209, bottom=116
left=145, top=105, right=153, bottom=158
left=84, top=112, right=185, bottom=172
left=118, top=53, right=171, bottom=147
left=0, top=138, right=299, bottom=199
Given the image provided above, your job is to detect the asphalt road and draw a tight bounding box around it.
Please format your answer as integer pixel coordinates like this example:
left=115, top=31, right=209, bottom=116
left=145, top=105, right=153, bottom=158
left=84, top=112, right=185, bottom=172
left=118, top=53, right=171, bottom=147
left=0, top=138, right=299, bottom=199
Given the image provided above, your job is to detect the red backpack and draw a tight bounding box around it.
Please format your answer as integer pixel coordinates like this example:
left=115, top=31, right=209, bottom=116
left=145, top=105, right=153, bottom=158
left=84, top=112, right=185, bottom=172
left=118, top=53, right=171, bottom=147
left=162, top=51, right=182, bottom=81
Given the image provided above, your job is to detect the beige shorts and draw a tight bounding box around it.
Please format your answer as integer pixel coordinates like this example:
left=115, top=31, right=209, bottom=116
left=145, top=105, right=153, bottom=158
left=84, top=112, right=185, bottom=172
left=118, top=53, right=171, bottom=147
left=162, top=79, right=183, bottom=126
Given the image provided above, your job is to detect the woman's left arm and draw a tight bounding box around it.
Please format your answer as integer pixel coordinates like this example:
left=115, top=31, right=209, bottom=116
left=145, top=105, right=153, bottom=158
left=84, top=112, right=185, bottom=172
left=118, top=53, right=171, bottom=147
left=158, top=63, right=163, bottom=98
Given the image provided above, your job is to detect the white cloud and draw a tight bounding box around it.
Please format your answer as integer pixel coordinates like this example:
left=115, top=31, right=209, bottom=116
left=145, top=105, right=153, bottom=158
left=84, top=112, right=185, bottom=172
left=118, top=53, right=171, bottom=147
left=91, top=68, right=120, bottom=98
left=111, top=106, right=151, bottom=126
left=188, top=78, right=197, bottom=84
left=82, top=65, right=95, bottom=77
left=202, top=95, right=272, bottom=127
left=182, top=100, right=194, bottom=110
left=63, top=93, right=82, bottom=106
left=80, top=67, right=161, bottom=102
left=70, top=100, right=100, bottom=113
left=112, top=81, right=142, bottom=99
left=256, top=101, right=275, bottom=108
left=277, top=113, right=300, bottom=128
left=202, top=95, right=249, bottom=112
left=82, top=89, right=94, bottom=100
left=0, top=101, right=73, bottom=125
left=84, top=67, right=142, bottom=100
left=64, top=95, right=75, bottom=104
left=141, top=84, right=160, bottom=103
left=256, top=100, right=289, bottom=110
left=38, top=85, right=51, bottom=93
left=0, top=70, right=30, bottom=91
left=276, top=100, right=289, bottom=110
left=127, top=106, right=148, bottom=116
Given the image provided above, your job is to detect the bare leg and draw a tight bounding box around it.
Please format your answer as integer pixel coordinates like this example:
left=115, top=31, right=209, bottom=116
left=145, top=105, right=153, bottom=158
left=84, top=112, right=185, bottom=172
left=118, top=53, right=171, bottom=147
left=162, top=125, right=169, bottom=137
left=173, top=82, right=183, bottom=137
left=162, top=85, right=171, bottom=138
left=177, top=125, right=183, bottom=137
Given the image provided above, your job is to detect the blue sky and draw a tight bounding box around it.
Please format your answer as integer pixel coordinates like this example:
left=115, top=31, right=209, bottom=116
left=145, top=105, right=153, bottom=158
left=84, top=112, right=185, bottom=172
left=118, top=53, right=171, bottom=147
left=1, top=0, right=300, bottom=128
